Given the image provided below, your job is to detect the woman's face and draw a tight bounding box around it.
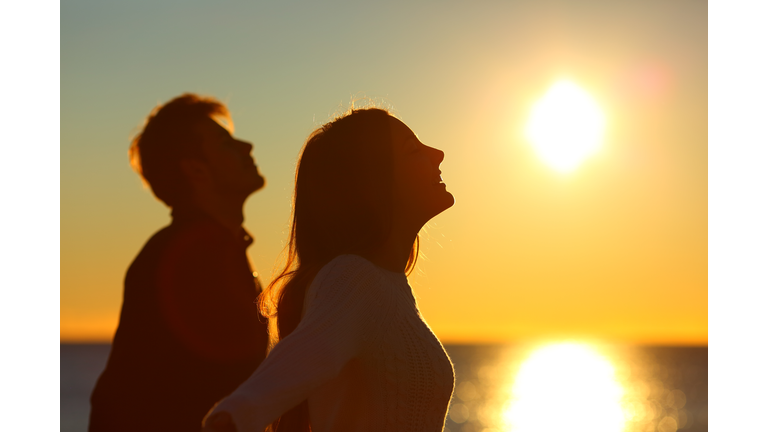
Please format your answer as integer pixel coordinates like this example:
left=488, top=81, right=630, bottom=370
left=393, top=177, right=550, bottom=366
left=389, top=117, right=454, bottom=227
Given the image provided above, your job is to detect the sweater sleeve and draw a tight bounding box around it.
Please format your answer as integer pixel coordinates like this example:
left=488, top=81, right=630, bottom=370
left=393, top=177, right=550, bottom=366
left=202, top=255, right=394, bottom=432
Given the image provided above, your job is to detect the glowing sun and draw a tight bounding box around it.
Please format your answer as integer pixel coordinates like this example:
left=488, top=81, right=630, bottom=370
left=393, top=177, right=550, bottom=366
left=525, top=80, right=606, bottom=173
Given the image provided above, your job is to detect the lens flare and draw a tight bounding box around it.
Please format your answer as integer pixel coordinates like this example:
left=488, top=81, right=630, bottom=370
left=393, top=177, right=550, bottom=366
left=503, top=343, right=627, bottom=432
left=525, top=80, right=606, bottom=173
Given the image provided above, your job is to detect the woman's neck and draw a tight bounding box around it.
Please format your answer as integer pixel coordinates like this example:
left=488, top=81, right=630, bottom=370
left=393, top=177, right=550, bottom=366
left=366, top=222, right=420, bottom=274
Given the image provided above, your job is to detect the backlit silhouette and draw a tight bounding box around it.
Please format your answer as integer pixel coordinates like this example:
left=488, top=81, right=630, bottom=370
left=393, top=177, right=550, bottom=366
left=89, top=94, right=270, bottom=432
left=201, top=108, right=456, bottom=432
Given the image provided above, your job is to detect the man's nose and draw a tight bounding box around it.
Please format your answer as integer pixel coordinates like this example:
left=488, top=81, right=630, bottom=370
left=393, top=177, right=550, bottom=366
left=238, top=139, right=254, bottom=154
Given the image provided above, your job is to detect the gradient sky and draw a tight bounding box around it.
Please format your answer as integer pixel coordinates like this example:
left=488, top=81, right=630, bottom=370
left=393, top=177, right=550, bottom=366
left=61, top=0, right=707, bottom=344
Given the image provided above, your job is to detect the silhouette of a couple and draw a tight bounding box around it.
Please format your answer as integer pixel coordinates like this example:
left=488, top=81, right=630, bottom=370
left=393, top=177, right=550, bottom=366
left=90, top=93, right=455, bottom=432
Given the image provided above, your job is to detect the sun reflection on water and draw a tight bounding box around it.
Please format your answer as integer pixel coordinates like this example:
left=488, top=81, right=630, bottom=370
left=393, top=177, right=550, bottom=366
left=503, top=343, right=625, bottom=432
left=443, top=343, right=706, bottom=432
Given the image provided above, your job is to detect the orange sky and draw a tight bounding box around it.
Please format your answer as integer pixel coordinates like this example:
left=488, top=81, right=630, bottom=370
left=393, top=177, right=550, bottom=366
left=61, top=0, right=707, bottom=344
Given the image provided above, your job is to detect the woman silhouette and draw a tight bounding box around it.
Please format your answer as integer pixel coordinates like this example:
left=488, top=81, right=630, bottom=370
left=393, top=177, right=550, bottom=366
left=202, top=108, right=455, bottom=432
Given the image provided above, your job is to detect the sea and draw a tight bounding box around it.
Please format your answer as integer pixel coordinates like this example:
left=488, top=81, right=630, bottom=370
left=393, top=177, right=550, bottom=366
left=61, top=343, right=707, bottom=432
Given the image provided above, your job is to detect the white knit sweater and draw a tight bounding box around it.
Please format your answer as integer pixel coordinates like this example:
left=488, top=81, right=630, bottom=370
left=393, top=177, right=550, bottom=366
left=205, top=254, right=455, bottom=432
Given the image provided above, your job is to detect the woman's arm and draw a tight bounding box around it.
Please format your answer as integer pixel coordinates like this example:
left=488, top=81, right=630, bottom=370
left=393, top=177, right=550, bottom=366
left=202, top=412, right=237, bottom=432
left=201, top=255, right=394, bottom=432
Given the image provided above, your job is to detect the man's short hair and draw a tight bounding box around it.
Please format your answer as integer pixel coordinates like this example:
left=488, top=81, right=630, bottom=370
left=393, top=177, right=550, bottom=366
left=129, top=93, right=232, bottom=207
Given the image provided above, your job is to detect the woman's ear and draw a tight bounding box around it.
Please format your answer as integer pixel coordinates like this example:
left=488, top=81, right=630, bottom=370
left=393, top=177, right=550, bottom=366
left=179, top=159, right=212, bottom=189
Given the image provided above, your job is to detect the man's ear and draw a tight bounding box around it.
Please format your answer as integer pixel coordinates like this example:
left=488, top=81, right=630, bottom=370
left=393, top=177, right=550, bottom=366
left=179, top=159, right=212, bottom=188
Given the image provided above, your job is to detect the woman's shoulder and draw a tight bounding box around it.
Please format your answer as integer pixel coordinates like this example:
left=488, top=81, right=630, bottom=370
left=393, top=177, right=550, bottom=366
left=314, top=254, right=380, bottom=287
left=324, top=253, right=377, bottom=270
left=306, top=254, right=407, bottom=303
left=303, top=255, right=401, bottom=331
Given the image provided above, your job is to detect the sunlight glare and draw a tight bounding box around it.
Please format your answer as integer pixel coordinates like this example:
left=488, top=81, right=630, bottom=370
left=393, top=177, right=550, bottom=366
left=504, top=343, right=627, bottom=432
left=525, top=80, right=606, bottom=173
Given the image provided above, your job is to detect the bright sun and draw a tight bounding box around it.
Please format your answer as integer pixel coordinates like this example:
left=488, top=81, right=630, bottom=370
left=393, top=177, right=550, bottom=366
left=503, top=343, right=627, bottom=432
left=525, top=80, right=606, bottom=173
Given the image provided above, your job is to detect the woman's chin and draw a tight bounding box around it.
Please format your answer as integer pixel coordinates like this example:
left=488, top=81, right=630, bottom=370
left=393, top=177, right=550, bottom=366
left=441, top=190, right=455, bottom=211
left=430, top=191, right=455, bottom=219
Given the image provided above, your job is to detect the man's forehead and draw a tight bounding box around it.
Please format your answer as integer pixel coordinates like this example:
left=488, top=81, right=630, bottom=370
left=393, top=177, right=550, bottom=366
left=196, top=117, right=233, bottom=138
left=211, top=115, right=234, bottom=134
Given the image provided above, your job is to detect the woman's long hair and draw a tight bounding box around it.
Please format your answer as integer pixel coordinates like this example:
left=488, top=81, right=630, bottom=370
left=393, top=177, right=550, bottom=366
left=259, top=108, right=418, bottom=431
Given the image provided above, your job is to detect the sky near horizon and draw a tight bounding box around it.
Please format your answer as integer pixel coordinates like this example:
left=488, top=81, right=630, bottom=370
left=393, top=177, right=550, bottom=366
left=61, top=0, right=707, bottom=344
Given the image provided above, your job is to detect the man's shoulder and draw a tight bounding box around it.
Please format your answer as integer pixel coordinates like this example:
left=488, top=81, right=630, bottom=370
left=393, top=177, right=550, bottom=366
left=145, top=218, right=231, bottom=253
left=128, top=219, right=235, bottom=276
left=169, top=218, right=233, bottom=249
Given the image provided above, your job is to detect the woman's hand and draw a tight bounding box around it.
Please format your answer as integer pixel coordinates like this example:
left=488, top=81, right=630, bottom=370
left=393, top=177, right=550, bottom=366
left=202, top=411, right=238, bottom=432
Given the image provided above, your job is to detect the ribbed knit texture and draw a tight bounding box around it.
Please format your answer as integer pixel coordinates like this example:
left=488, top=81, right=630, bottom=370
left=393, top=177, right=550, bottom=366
left=206, top=254, right=455, bottom=432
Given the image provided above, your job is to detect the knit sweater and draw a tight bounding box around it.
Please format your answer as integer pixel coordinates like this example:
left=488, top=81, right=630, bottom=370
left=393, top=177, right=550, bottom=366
left=205, top=254, right=455, bottom=432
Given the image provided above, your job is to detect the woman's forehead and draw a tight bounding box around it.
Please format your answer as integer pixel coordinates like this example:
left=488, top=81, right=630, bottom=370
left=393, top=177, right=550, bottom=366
left=388, top=117, right=416, bottom=139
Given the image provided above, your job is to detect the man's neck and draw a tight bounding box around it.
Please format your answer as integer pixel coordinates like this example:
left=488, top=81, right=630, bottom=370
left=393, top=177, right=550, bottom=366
left=187, top=193, right=246, bottom=239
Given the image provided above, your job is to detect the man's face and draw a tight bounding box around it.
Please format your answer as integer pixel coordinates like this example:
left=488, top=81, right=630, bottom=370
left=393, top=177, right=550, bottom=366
left=196, top=117, right=265, bottom=199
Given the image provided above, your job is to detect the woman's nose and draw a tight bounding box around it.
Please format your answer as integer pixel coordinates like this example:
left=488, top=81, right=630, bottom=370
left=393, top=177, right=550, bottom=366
left=430, top=146, right=445, bottom=164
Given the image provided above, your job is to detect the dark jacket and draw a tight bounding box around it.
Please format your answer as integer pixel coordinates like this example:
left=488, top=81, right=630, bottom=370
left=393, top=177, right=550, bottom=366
left=89, top=208, right=269, bottom=432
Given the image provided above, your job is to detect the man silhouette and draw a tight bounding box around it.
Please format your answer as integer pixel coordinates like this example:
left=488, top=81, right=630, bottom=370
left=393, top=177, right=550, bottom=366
left=89, top=94, right=269, bottom=432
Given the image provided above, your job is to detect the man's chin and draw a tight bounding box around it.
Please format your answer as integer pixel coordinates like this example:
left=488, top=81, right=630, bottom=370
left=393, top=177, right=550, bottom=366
left=250, top=176, right=266, bottom=193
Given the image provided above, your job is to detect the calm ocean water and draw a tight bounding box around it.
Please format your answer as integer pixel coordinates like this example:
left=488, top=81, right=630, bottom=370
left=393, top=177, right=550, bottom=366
left=61, top=343, right=707, bottom=432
